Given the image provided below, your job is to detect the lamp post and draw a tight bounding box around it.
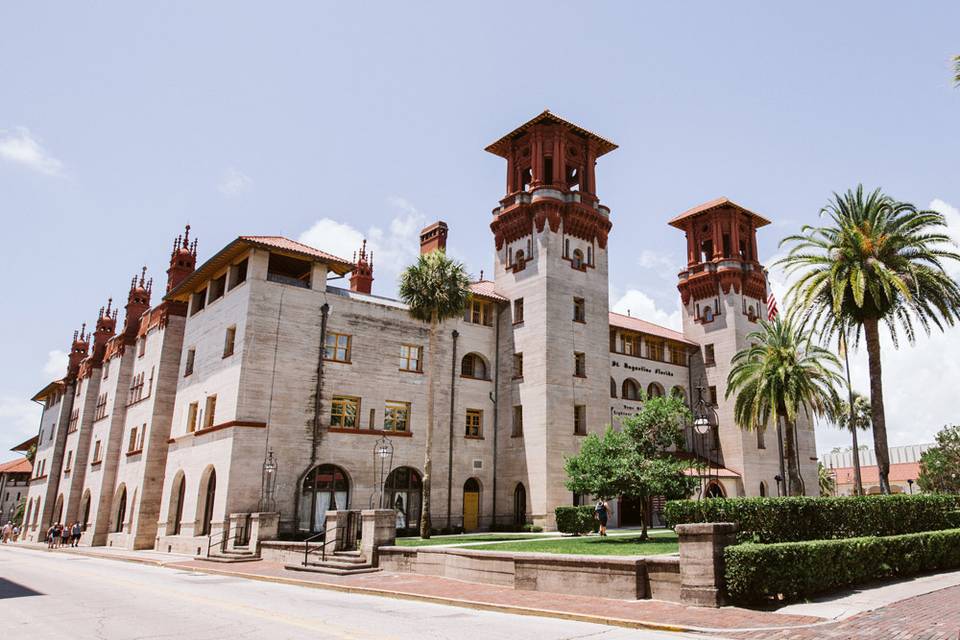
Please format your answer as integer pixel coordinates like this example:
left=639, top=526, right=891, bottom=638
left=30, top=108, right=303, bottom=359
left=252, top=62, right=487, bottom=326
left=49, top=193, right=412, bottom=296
left=259, top=450, right=278, bottom=512
left=907, top=478, right=914, bottom=495
left=692, top=377, right=714, bottom=498
left=774, top=474, right=783, bottom=497
left=372, top=435, right=394, bottom=509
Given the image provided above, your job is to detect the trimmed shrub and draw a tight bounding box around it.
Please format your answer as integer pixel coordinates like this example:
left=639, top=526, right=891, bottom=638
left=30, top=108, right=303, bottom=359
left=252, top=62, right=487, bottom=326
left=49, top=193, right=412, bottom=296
left=555, top=506, right=598, bottom=535
left=521, top=524, right=544, bottom=533
left=946, top=511, right=960, bottom=528
left=664, top=494, right=960, bottom=543
left=725, top=528, right=960, bottom=603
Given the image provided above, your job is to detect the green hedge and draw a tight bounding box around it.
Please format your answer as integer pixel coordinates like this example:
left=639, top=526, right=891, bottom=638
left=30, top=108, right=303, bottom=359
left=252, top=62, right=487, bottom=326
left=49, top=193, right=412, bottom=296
left=555, top=506, right=598, bottom=535
left=664, top=494, right=960, bottom=543
left=725, top=528, right=960, bottom=603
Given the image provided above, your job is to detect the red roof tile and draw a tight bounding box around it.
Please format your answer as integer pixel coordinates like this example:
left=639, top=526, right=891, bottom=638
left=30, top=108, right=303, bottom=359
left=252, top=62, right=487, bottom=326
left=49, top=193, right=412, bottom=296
left=485, top=110, right=618, bottom=158
left=833, top=462, right=920, bottom=485
left=0, top=457, right=31, bottom=474
left=608, top=312, right=696, bottom=346
left=468, top=280, right=508, bottom=302
left=239, top=236, right=353, bottom=268
left=667, top=197, right=771, bottom=229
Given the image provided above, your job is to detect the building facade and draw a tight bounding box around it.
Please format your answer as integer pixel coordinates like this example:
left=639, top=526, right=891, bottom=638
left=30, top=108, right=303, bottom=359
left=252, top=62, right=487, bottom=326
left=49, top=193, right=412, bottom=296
left=0, top=457, right=31, bottom=525
left=822, top=444, right=932, bottom=496
left=20, top=112, right=818, bottom=549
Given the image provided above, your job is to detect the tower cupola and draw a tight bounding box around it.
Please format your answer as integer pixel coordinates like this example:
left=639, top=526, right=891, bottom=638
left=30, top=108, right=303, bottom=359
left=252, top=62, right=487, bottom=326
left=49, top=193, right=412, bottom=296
left=67, top=324, right=89, bottom=379
left=123, top=267, right=153, bottom=336
left=91, top=299, right=117, bottom=362
left=166, top=224, right=198, bottom=293
left=349, top=240, right=374, bottom=294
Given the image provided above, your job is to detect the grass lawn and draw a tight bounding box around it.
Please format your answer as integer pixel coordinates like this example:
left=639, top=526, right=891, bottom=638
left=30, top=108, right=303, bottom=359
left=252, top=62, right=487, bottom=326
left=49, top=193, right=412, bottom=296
left=452, top=532, right=679, bottom=556
left=394, top=533, right=545, bottom=547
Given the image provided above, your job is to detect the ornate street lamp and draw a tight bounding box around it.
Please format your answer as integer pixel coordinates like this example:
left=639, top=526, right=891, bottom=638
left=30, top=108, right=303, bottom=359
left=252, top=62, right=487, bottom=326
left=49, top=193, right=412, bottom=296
left=692, top=377, right=714, bottom=498
left=907, top=478, right=914, bottom=495
left=259, top=450, right=278, bottom=512
left=372, top=435, right=394, bottom=509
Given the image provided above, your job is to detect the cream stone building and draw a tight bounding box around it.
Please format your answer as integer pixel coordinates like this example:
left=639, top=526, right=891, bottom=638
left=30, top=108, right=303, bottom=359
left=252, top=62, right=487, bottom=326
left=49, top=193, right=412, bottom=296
left=20, top=112, right=817, bottom=549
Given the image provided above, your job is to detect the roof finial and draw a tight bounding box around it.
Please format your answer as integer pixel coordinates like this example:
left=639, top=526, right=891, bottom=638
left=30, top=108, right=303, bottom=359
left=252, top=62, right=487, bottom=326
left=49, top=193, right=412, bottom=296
left=479, top=269, right=484, bottom=281
left=183, top=224, right=191, bottom=246
left=105, top=298, right=113, bottom=316
left=139, top=266, right=147, bottom=287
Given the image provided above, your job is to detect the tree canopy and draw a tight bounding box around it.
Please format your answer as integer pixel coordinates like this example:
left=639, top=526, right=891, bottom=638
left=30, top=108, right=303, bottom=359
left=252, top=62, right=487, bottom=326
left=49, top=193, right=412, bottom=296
left=918, top=424, right=960, bottom=494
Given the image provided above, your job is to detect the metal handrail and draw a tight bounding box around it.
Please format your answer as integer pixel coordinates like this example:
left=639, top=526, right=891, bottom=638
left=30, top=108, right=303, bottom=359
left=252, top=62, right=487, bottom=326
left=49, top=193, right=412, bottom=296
left=302, top=530, right=327, bottom=566
left=205, top=522, right=247, bottom=557
left=302, top=514, right=361, bottom=566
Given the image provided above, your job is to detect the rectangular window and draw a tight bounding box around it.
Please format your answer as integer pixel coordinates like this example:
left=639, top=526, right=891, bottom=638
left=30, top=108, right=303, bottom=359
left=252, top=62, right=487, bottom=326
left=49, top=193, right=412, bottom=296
left=512, top=405, right=523, bottom=437
left=757, top=426, right=766, bottom=450
left=574, top=352, right=586, bottom=377
left=331, top=396, right=360, bottom=428
left=203, top=395, right=217, bottom=429
left=209, top=274, right=226, bottom=302
left=464, top=300, right=494, bottom=326
left=513, top=298, right=524, bottom=324
left=324, top=332, right=352, bottom=363
left=129, top=372, right=145, bottom=404
left=190, top=289, right=207, bottom=315
left=184, top=348, right=196, bottom=377
left=574, top=405, right=586, bottom=435
left=647, top=341, right=664, bottom=362
left=128, top=426, right=139, bottom=452
left=69, top=408, right=80, bottom=432
left=65, top=450, right=73, bottom=471
left=670, top=345, right=687, bottom=366
left=384, top=401, right=410, bottom=432
left=573, top=297, right=586, bottom=323
left=709, top=385, right=718, bottom=406
left=465, top=409, right=482, bottom=438
left=138, top=423, right=146, bottom=450
left=94, top=393, right=108, bottom=421
left=399, top=344, right=422, bottom=372
left=186, top=402, right=199, bottom=433
left=103, top=360, right=110, bottom=380
left=92, top=440, right=102, bottom=463
left=138, top=337, right=146, bottom=357
left=223, top=326, right=237, bottom=358
left=704, top=344, right=716, bottom=366
left=228, top=258, right=248, bottom=290
left=513, top=353, right=523, bottom=379
left=623, top=333, right=639, bottom=356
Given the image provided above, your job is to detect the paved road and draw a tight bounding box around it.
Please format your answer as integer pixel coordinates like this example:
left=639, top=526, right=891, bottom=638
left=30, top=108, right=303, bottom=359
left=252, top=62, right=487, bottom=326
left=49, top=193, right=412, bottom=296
left=0, top=546, right=709, bottom=640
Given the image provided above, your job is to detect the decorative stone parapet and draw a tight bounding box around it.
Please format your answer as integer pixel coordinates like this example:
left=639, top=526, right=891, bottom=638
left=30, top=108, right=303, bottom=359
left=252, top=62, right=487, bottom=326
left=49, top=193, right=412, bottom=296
left=360, top=509, right=396, bottom=564
left=676, top=522, right=738, bottom=607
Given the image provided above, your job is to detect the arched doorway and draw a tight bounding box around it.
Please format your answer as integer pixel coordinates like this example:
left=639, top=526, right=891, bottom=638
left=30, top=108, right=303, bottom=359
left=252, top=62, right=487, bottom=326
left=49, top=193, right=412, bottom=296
left=170, top=473, right=186, bottom=535
left=52, top=494, right=64, bottom=524
left=299, top=464, right=349, bottom=533
left=513, top=483, right=526, bottom=527
left=704, top=481, right=725, bottom=499
left=114, top=486, right=127, bottom=533
left=384, top=467, right=421, bottom=535
left=200, top=470, right=216, bottom=535
left=80, top=490, right=91, bottom=531
left=759, top=482, right=767, bottom=497
left=462, top=478, right=480, bottom=532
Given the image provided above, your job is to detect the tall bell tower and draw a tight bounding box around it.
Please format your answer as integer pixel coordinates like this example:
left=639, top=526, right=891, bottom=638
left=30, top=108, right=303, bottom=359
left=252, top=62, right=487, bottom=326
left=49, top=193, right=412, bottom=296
left=487, top=111, right=617, bottom=528
left=670, top=197, right=817, bottom=496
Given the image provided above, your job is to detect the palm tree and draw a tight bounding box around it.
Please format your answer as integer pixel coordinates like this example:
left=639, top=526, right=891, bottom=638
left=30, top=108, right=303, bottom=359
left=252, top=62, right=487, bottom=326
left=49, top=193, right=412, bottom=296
left=818, top=462, right=836, bottom=496
left=780, top=185, right=960, bottom=493
left=837, top=390, right=871, bottom=495
left=726, top=315, right=843, bottom=495
left=399, top=250, right=471, bottom=538
left=954, top=55, right=960, bottom=86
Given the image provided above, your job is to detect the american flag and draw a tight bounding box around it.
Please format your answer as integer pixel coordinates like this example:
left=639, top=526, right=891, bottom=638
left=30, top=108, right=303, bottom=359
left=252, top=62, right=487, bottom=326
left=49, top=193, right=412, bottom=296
left=766, top=291, right=779, bottom=320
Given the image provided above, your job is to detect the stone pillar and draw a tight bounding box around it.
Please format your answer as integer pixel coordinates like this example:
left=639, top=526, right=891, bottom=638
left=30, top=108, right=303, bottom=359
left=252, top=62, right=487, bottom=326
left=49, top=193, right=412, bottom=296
left=325, top=511, right=345, bottom=551
left=249, top=512, right=279, bottom=550
left=226, top=513, right=246, bottom=550
left=360, top=509, right=396, bottom=565
left=676, top=522, right=738, bottom=607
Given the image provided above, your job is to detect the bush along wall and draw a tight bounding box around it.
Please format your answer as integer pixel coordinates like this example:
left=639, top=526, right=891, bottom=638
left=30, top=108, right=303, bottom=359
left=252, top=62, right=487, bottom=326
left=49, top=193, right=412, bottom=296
left=725, top=528, right=960, bottom=603
left=554, top=506, right=599, bottom=535
left=664, top=494, right=960, bottom=543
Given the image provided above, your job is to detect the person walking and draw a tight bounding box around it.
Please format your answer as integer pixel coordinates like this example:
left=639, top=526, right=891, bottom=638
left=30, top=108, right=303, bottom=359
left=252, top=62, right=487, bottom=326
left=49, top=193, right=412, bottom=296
left=12, top=524, right=19, bottom=542
left=71, top=521, right=82, bottom=547
left=2, top=521, right=11, bottom=543
left=594, top=498, right=609, bottom=537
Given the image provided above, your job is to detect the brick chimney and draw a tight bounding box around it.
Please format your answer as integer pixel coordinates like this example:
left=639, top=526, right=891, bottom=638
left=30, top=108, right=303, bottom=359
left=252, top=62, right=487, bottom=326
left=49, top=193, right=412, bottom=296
left=349, top=239, right=374, bottom=294
left=419, top=221, right=448, bottom=255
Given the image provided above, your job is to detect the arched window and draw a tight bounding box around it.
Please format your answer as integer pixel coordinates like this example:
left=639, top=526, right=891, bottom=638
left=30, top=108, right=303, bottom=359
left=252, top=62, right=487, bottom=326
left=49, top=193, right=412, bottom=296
left=114, top=486, right=127, bottom=533
left=621, top=378, right=641, bottom=401
left=647, top=382, right=665, bottom=399
left=170, top=473, right=186, bottom=535
left=670, top=386, right=686, bottom=403
left=80, top=490, right=91, bottom=531
left=759, top=482, right=767, bottom=497
left=461, top=353, right=489, bottom=380
left=513, top=249, right=525, bottom=271
left=610, top=378, right=617, bottom=399
left=385, top=467, right=422, bottom=534
left=299, top=464, right=349, bottom=533
left=703, top=306, right=714, bottom=322
left=572, top=249, right=584, bottom=270
left=513, top=483, right=527, bottom=526
left=200, top=469, right=216, bottom=535
left=705, top=482, right=725, bottom=499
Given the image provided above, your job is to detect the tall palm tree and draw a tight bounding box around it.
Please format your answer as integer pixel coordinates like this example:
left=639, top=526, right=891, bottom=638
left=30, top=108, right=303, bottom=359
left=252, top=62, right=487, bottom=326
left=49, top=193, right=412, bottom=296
left=836, top=390, right=871, bottom=496
left=780, top=185, right=960, bottom=493
left=954, top=55, right=960, bottom=86
left=726, top=315, right=843, bottom=495
left=399, top=250, right=471, bottom=538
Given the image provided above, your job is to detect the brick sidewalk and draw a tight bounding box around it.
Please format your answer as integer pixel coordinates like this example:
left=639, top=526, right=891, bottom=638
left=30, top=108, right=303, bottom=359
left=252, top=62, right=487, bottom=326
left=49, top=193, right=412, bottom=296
left=725, top=585, right=960, bottom=640
left=163, top=558, right=821, bottom=633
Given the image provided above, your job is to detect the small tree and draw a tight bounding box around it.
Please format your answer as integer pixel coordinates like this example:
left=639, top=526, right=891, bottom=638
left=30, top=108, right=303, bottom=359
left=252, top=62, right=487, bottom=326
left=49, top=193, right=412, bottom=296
left=836, top=391, right=871, bottom=495
left=918, top=425, right=960, bottom=494
left=398, top=250, right=471, bottom=538
left=818, top=462, right=836, bottom=496
left=13, top=498, right=25, bottom=527
left=564, top=394, right=697, bottom=540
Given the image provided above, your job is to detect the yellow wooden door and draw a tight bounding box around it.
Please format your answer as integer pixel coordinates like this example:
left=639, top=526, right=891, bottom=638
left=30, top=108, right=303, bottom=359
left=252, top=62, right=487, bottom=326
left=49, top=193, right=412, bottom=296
left=463, top=491, right=479, bottom=531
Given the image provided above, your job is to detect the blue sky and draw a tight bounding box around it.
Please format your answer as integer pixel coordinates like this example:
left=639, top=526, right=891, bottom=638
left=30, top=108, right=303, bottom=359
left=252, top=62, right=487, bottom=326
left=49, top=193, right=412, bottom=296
left=2, top=2, right=958, bottom=459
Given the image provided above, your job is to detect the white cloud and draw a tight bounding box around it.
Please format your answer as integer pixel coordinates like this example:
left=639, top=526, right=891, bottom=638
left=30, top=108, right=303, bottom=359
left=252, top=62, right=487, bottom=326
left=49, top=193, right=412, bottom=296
left=298, top=196, right=427, bottom=295
left=635, top=249, right=679, bottom=280
left=0, top=127, right=64, bottom=176
left=611, top=288, right=682, bottom=331
left=0, top=396, right=41, bottom=458
left=42, top=350, right=68, bottom=379
left=218, top=168, right=253, bottom=196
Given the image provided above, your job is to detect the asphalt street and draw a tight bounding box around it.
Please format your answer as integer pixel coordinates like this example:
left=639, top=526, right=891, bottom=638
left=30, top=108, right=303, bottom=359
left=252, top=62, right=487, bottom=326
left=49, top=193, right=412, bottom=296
left=0, top=545, right=710, bottom=640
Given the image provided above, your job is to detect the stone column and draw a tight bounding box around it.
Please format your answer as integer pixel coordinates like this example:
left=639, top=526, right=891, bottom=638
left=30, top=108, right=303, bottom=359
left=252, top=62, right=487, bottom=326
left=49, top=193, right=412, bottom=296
left=360, top=509, right=396, bottom=565
left=325, top=511, right=344, bottom=551
left=249, top=512, right=279, bottom=550
left=676, top=522, right=738, bottom=607
left=226, top=513, right=246, bottom=550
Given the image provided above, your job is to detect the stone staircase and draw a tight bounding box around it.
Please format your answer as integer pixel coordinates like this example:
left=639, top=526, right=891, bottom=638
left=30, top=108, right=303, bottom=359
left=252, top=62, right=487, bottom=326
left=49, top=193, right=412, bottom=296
left=198, top=544, right=261, bottom=564
left=286, top=549, right=380, bottom=576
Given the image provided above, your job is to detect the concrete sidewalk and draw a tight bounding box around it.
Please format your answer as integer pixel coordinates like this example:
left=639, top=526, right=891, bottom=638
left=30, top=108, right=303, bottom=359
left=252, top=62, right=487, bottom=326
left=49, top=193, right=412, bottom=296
left=8, top=541, right=960, bottom=636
